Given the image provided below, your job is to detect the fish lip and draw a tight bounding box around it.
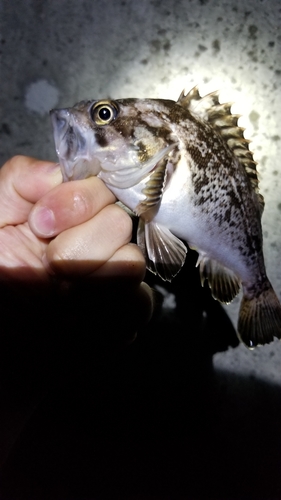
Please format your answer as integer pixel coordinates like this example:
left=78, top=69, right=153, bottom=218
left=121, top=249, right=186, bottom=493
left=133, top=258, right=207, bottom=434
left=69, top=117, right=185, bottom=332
left=59, top=159, right=72, bottom=182
left=50, top=109, right=71, bottom=159
left=51, top=108, right=87, bottom=162
left=51, top=107, right=103, bottom=182
left=50, top=108, right=70, bottom=138
left=50, top=108, right=79, bottom=181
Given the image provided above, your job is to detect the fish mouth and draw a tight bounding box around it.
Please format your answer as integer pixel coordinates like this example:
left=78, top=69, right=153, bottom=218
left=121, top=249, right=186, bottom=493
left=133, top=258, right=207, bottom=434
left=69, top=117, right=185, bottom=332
left=50, top=108, right=101, bottom=181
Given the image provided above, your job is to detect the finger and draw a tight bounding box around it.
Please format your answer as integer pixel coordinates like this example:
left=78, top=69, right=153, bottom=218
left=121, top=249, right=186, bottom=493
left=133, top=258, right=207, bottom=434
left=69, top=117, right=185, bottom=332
left=29, top=176, right=116, bottom=238
left=90, top=243, right=146, bottom=284
left=44, top=203, right=133, bottom=275
left=0, top=156, right=62, bottom=227
left=91, top=246, right=154, bottom=332
left=55, top=279, right=154, bottom=351
left=101, top=281, right=154, bottom=346
left=134, top=281, right=155, bottom=327
left=0, top=223, right=49, bottom=282
left=100, top=281, right=154, bottom=342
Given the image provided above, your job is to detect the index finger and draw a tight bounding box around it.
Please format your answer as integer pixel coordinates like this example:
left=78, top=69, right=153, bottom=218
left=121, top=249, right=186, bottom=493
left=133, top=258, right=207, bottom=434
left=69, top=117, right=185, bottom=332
left=0, top=156, right=62, bottom=227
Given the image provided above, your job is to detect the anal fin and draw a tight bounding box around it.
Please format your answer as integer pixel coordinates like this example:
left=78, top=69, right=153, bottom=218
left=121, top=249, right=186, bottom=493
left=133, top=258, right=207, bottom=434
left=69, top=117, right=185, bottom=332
left=197, top=253, right=241, bottom=303
left=137, top=219, right=187, bottom=281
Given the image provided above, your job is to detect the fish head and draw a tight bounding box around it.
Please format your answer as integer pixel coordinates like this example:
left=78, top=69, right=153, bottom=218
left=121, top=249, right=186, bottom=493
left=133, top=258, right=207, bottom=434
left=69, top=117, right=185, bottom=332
left=50, top=98, right=177, bottom=187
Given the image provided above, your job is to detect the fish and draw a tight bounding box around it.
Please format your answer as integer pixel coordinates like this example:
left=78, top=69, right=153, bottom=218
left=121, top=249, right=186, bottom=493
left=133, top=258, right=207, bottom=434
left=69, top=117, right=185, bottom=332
left=50, top=86, right=281, bottom=348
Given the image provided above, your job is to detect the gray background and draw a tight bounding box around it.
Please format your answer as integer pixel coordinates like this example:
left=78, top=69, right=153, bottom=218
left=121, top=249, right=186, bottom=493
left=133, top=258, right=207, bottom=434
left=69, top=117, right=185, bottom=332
left=1, top=0, right=280, bottom=382
left=1, top=0, right=281, bottom=399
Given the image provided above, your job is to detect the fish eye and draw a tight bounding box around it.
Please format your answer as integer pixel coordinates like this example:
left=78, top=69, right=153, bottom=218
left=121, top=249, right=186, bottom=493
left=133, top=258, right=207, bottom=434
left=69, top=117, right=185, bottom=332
left=90, top=101, right=119, bottom=126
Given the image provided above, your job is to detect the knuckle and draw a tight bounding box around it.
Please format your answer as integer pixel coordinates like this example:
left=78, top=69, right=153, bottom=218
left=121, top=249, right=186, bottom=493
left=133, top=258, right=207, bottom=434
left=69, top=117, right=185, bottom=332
left=106, top=204, right=133, bottom=239
left=3, top=155, right=24, bottom=175
left=71, top=189, right=90, bottom=218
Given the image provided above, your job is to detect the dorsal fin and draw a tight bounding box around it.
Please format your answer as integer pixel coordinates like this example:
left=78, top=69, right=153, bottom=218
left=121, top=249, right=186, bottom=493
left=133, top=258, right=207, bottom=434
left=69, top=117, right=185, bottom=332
left=177, top=86, right=264, bottom=213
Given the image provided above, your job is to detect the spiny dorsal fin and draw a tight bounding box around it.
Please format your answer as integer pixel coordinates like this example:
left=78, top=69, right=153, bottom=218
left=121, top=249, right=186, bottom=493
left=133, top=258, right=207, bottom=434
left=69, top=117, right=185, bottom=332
left=177, top=86, right=264, bottom=213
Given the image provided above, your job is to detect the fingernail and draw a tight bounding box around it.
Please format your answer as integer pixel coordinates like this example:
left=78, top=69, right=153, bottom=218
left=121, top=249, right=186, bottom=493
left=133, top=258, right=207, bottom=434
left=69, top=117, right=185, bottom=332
left=42, top=162, right=62, bottom=175
left=31, top=206, right=56, bottom=236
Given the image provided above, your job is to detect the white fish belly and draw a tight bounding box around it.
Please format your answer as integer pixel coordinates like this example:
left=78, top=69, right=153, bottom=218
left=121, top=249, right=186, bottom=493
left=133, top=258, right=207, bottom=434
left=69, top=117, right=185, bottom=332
left=154, top=156, right=254, bottom=282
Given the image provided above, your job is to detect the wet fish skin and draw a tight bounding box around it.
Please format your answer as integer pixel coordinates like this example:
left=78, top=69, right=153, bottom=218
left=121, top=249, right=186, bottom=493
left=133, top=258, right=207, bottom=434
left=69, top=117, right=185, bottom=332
left=50, top=88, right=281, bottom=348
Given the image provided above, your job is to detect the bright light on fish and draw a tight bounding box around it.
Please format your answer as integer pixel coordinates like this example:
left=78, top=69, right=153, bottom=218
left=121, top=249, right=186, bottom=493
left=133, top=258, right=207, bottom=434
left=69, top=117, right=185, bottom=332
left=51, top=86, right=281, bottom=348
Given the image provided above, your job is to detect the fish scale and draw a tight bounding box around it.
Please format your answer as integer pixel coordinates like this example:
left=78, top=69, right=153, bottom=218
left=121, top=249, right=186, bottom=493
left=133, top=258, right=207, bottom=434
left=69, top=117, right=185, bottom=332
left=50, top=86, right=281, bottom=348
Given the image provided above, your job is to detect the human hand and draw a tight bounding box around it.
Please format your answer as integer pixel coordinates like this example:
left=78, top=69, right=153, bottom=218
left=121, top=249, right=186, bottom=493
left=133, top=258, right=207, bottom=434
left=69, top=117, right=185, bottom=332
left=0, top=156, right=153, bottom=350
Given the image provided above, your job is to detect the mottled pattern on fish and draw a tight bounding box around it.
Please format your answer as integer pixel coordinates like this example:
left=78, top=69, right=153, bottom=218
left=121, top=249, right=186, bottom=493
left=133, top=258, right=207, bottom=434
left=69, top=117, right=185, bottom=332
left=50, top=87, right=281, bottom=348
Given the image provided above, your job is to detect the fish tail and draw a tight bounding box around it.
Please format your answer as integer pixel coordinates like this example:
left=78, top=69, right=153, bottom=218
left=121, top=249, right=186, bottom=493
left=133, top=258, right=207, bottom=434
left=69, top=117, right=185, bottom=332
left=238, top=281, right=281, bottom=348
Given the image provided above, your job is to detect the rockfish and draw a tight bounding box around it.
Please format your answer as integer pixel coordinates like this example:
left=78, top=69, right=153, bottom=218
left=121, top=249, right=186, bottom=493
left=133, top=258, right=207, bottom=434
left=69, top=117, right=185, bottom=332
left=50, top=86, right=281, bottom=348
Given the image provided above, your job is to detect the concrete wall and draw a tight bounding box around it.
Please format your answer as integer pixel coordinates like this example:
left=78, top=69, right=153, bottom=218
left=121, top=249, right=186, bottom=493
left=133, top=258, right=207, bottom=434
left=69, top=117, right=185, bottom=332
left=1, top=0, right=281, bottom=380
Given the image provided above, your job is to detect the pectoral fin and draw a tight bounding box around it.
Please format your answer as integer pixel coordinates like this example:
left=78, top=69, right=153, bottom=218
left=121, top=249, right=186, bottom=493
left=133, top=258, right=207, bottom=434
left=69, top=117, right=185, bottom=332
left=135, top=154, right=168, bottom=219
left=197, top=253, right=241, bottom=303
left=137, top=219, right=187, bottom=281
